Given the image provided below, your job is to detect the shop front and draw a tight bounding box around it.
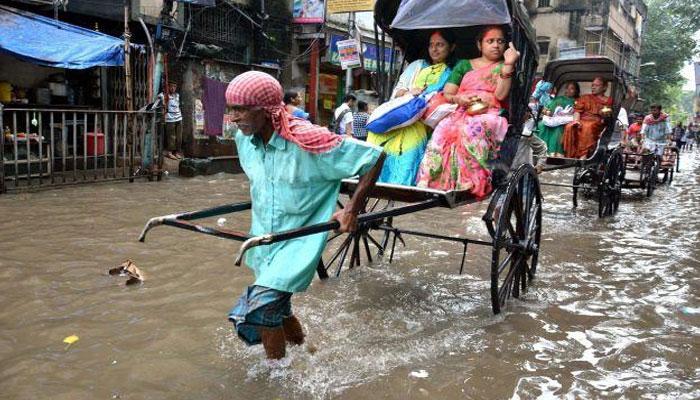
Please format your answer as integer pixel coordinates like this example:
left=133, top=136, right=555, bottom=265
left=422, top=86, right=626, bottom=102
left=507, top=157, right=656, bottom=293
left=0, top=5, right=159, bottom=193
left=298, top=31, right=399, bottom=126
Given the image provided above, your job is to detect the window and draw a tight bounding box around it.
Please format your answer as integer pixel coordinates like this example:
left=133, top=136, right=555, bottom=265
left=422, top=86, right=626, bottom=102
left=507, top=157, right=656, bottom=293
left=538, top=41, right=550, bottom=55
left=538, top=0, right=551, bottom=7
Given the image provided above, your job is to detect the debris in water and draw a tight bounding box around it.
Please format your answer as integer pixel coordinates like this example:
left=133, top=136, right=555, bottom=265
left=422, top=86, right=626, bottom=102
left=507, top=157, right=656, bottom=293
left=409, top=369, right=429, bottom=379
left=217, top=218, right=227, bottom=226
left=680, top=306, right=700, bottom=315
left=109, top=259, right=145, bottom=285
left=63, top=335, right=79, bottom=349
left=306, top=342, right=318, bottom=355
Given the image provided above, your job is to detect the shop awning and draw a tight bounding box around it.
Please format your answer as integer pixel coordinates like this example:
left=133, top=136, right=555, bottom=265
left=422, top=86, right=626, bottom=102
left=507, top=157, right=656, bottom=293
left=0, top=5, right=125, bottom=69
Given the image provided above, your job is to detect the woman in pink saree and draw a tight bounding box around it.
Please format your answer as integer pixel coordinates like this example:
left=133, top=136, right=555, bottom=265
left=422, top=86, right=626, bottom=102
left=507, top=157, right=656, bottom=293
left=416, top=26, right=520, bottom=198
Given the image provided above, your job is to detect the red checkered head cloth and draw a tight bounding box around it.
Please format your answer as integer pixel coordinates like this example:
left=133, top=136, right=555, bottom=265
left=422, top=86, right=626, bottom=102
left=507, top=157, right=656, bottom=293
left=225, top=71, right=342, bottom=153
left=643, top=111, right=668, bottom=126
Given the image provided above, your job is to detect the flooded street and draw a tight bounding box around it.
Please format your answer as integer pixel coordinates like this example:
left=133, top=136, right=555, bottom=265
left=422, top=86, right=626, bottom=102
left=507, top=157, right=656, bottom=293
left=1, top=152, right=699, bottom=400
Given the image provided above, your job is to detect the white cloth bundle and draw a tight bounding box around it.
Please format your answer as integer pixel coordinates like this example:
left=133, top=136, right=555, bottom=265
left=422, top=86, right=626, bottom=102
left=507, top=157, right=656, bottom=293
left=542, top=105, right=574, bottom=127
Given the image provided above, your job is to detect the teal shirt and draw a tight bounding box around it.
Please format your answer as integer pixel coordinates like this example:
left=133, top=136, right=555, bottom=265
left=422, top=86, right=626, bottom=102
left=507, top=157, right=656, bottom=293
left=235, top=131, right=382, bottom=293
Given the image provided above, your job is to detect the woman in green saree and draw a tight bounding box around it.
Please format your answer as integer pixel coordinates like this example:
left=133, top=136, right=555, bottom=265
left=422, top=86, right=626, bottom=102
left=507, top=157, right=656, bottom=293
left=537, top=81, right=580, bottom=156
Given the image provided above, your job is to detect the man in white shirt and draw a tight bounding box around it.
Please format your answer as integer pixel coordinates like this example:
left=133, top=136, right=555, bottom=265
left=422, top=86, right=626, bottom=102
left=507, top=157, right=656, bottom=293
left=332, top=94, right=356, bottom=135
left=641, top=104, right=672, bottom=157
left=161, top=82, right=183, bottom=160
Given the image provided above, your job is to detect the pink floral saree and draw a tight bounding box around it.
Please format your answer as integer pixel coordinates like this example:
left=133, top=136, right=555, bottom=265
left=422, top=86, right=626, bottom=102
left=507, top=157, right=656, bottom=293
left=416, top=62, right=509, bottom=198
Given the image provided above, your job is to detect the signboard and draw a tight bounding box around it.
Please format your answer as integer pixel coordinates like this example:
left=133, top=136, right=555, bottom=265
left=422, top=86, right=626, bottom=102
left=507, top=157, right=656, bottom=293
left=337, top=39, right=362, bottom=70
left=293, top=0, right=325, bottom=24
left=194, top=99, right=205, bottom=131
left=329, top=34, right=395, bottom=72
left=327, top=0, right=374, bottom=14
left=319, top=74, right=339, bottom=95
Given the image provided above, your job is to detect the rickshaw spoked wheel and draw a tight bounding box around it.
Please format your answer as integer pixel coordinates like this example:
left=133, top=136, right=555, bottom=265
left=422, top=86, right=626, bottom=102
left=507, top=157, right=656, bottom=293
left=572, top=166, right=580, bottom=209
left=598, top=151, right=623, bottom=218
left=490, top=165, right=542, bottom=315
left=316, top=197, right=393, bottom=279
left=644, top=157, right=658, bottom=197
left=572, top=166, right=595, bottom=209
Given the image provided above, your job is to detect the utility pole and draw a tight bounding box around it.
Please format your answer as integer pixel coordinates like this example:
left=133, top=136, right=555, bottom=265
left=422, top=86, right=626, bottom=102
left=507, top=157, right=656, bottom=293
left=345, top=12, right=355, bottom=96
left=123, top=0, right=133, bottom=112
left=124, top=0, right=135, bottom=180
left=309, top=38, right=320, bottom=122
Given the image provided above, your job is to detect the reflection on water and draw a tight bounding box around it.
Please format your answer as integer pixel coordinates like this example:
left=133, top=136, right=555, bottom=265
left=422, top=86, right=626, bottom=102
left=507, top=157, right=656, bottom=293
left=1, top=153, right=699, bottom=399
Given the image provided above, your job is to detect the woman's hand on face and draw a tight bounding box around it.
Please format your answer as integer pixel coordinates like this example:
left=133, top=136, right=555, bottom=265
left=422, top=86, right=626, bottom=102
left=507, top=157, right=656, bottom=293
left=503, top=42, right=520, bottom=65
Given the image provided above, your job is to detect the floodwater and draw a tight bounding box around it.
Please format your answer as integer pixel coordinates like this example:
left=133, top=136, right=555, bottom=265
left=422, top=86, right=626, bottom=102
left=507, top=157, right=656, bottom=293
left=1, top=153, right=699, bottom=400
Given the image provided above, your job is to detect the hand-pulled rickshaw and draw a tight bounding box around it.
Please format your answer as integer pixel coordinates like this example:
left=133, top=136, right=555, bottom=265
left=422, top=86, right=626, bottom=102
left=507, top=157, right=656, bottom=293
left=621, top=141, right=677, bottom=196
left=657, top=144, right=679, bottom=184
left=139, top=0, right=542, bottom=314
left=535, top=57, right=629, bottom=218
left=621, top=147, right=659, bottom=196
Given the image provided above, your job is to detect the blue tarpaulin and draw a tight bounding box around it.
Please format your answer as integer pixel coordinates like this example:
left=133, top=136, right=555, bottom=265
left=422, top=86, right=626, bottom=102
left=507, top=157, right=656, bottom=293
left=0, top=5, right=125, bottom=69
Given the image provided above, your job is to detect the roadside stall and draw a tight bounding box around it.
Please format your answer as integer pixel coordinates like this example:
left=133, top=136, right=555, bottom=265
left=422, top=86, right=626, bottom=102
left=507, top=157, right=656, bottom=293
left=0, top=5, right=159, bottom=192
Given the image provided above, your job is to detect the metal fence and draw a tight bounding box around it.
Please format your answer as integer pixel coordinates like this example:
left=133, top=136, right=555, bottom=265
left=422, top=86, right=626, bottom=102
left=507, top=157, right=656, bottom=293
left=0, top=105, right=162, bottom=193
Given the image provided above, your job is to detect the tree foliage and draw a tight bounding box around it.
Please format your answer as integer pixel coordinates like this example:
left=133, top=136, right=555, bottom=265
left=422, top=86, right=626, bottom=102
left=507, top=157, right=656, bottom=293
left=639, top=0, right=699, bottom=108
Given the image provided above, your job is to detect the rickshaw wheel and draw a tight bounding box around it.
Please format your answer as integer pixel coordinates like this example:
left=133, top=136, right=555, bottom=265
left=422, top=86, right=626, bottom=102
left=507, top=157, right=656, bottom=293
left=490, top=165, right=542, bottom=314
left=572, top=166, right=595, bottom=209
left=316, top=198, right=393, bottom=279
left=598, top=151, right=624, bottom=218
left=572, top=166, right=580, bottom=209
left=644, top=157, right=658, bottom=197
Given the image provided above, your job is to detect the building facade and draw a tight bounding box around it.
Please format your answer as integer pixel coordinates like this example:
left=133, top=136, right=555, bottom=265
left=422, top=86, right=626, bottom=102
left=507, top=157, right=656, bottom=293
left=525, top=0, right=647, bottom=78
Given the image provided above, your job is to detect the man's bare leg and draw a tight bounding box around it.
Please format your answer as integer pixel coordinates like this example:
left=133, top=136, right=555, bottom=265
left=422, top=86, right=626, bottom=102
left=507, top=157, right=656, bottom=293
left=260, top=327, right=286, bottom=359
left=282, top=316, right=305, bottom=345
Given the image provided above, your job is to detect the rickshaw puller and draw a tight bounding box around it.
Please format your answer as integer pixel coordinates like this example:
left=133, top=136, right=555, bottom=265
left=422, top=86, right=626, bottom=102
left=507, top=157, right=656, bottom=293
left=225, top=71, right=385, bottom=360
left=641, top=104, right=671, bottom=158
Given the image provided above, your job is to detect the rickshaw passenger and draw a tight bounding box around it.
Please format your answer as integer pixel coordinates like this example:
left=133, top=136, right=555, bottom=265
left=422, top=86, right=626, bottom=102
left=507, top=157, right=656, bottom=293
left=562, top=76, right=612, bottom=158
left=416, top=25, right=519, bottom=197
left=641, top=104, right=672, bottom=157
left=536, top=81, right=580, bottom=156
left=623, top=113, right=645, bottom=167
left=367, top=30, right=458, bottom=186
left=625, top=113, right=645, bottom=153
left=625, top=113, right=643, bottom=145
